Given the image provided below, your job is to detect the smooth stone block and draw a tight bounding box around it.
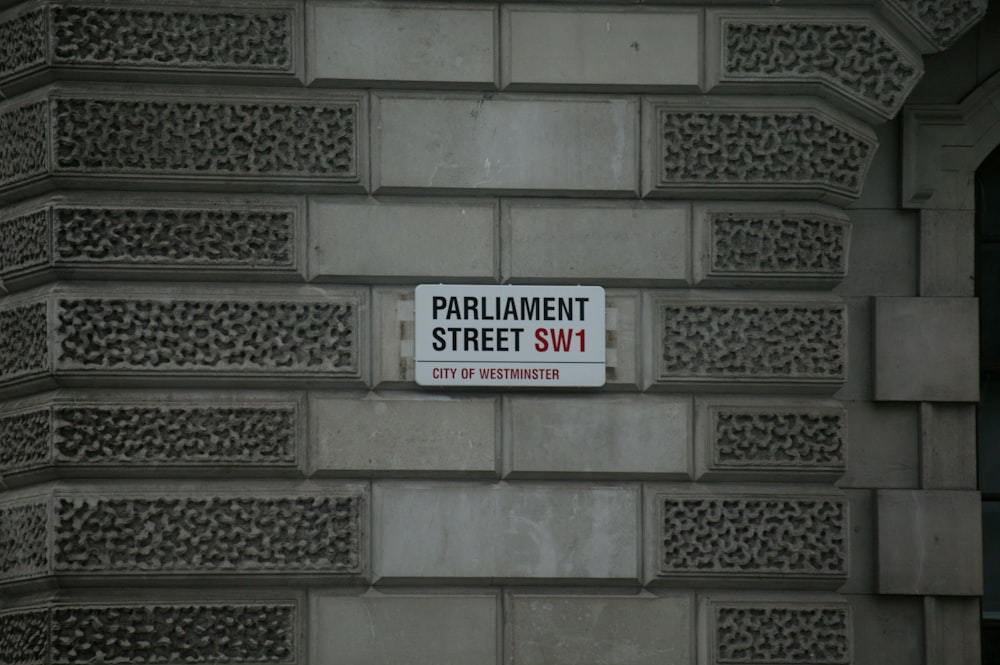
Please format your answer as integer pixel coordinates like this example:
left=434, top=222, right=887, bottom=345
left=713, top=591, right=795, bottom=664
left=374, top=483, right=639, bottom=582
left=919, top=209, right=975, bottom=296
left=309, top=198, right=497, bottom=281
left=372, top=94, right=638, bottom=195
left=919, top=402, right=977, bottom=489
left=874, top=297, right=979, bottom=401
left=834, top=209, right=918, bottom=297
left=924, top=596, right=981, bottom=665
left=311, top=593, right=498, bottom=665
left=840, top=401, right=918, bottom=489
left=503, top=395, right=690, bottom=478
left=509, top=594, right=692, bottom=665
left=877, top=489, right=982, bottom=595
left=502, top=8, right=699, bottom=89
left=311, top=394, right=498, bottom=476
left=307, top=3, right=496, bottom=86
left=502, top=201, right=689, bottom=285
left=849, top=595, right=924, bottom=665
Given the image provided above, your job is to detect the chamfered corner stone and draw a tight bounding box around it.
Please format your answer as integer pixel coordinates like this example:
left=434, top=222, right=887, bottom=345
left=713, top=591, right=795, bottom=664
left=876, top=489, right=982, bottom=595
left=310, top=393, right=498, bottom=477
left=503, top=395, right=691, bottom=479
left=310, top=591, right=499, bottom=665
left=371, top=93, right=639, bottom=196
left=306, top=2, right=497, bottom=88
left=372, top=482, right=640, bottom=583
left=509, top=593, right=693, bottom=665
left=874, top=297, right=979, bottom=402
left=502, top=200, right=689, bottom=286
left=308, top=197, right=498, bottom=282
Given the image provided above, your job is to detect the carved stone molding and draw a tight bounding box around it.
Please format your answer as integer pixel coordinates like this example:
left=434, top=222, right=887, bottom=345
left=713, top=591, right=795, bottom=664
left=0, top=392, right=303, bottom=485
left=647, top=490, right=848, bottom=587
left=646, top=293, right=846, bottom=392
left=0, top=286, right=365, bottom=398
left=0, top=0, right=301, bottom=93
left=878, top=0, right=987, bottom=52
left=0, top=488, right=365, bottom=586
left=708, top=12, right=922, bottom=121
left=703, top=597, right=852, bottom=664
left=642, top=98, right=877, bottom=205
left=693, top=204, right=850, bottom=289
left=0, top=194, right=306, bottom=291
left=0, top=86, right=364, bottom=203
left=0, top=600, right=300, bottom=664
left=695, top=398, right=847, bottom=482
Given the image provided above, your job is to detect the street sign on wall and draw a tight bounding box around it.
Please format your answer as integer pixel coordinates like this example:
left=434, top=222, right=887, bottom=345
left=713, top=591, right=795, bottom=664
left=415, top=284, right=605, bottom=387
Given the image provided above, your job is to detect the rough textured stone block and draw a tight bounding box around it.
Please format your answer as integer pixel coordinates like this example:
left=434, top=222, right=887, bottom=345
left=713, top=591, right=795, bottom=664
left=307, top=3, right=496, bottom=87
left=374, top=483, right=639, bottom=582
left=0, top=194, right=306, bottom=291
left=695, top=398, right=846, bottom=482
left=693, top=204, right=850, bottom=289
left=874, top=297, right=978, bottom=401
left=311, top=394, right=498, bottom=476
left=840, top=401, right=918, bottom=489
left=919, top=402, right=977, bottom=489
left=0, top=486, right=366, bottom=586
left=700, top=595, right=851, bottom=665
left=309, top=198, right=497, bottom=282
left=502, top=8, right=699, bottom=89
left=0, top=286, right=365, bottom=397
left=0, top=391, right=304, bottom=485
left=646, top=489, right=848, bottom=588
left=648, top=293, right=847, bottom=392
left=834, top=209, right=918, bottom=297
left=504, top=395, right=689, bottom=478
left=510, top=593, right=692, bottom=665
left=502, top=201, right=688, bottom=285
left=0, top=85, right=364, bottom=202
left=0, top=0, right=303, bottom=94
left=372, top=94, right=638, bottom=195
left=834, top=297, right=871, bottom=402
left=642, top=97, right=877, bottom=205
left=311, top=593, right=497, bottom=665
left=707, top=11, right=922, bottom=120
left=879, top=0, right=987, bottom=50
left=877, top=489, right=982, bottom=595
left=0, top=599, right=302, bottom=665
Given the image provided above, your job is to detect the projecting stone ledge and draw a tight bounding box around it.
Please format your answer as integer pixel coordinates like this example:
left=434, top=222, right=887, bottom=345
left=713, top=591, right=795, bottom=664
left=0, top=285, right=366, bottom=399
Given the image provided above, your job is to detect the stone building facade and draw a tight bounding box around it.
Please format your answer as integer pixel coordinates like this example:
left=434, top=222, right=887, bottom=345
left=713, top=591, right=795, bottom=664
left=0, top=1, right=996, bottom=663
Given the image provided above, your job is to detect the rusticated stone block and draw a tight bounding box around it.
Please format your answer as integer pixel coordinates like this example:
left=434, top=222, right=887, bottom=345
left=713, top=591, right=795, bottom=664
left=0, top=0, right=301, bottom=92
left=696, top=399, right=847, bottom=481
left=0, top=488, right=365, bottom=585
left=703, top=597, right=851, bottom=664
left=0, top=393, right=303, bottom=483
left=642, top=98, right=877, bottom=204
left=0, top=195, right=305, bottom=290
left=693, top=204, right=850, bottom=288
left=0, top=287, right=364, bottom=397
left=708, top=13, right=921, bottom=120
left=0, top=600, right=300, bottom=664
left=649, top=295, right=847, bottom=392
left=880, top=0, right=988, bottom=50
left=647, top=491, right=848, bottom=587
left=0, top=85, right=363, bottom=202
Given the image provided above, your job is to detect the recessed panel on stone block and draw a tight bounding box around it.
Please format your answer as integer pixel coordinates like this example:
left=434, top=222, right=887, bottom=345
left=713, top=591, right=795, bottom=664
left=307, top=3, right=497, bottom=87
left=310, top=394, right=498, bottom=476
left=374, top=483, right=639, bottom=582
left=0, top=0, right=303, bottom=94
left=372, top=93, right=638, bottom=196
left=503, top=395, right=691, bottom=479
left=646, top=489, right=848, bottom=588
left=510, top=593, right=693, bottom=665
left=0, top=194, right=307, bottom=291
left=695, top=398, right=847, bottom=482
left=692, top=204, right=850, bottom=289
left=0, top=391, right=305, bottom=486
left=647, top=293, right=847, bottom=392
left=502, top=200, right=689, bottom=285
left=502, top=7, right=700, bottom=90
left=0, top=85, right=365, bottom=202
left=309, top=198, right=498, bottom=282
left=311, top=593, right=498, bottom=665
left=642, top=97, right=877, bottom=205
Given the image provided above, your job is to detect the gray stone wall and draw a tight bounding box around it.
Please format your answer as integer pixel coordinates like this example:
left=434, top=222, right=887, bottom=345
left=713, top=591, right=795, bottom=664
left=0, top=1, right=992, bottom=663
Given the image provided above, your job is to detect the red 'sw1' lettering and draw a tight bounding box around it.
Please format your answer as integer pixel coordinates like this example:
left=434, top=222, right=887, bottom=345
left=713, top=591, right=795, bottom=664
left=534, top=328, right=585, bottom=352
